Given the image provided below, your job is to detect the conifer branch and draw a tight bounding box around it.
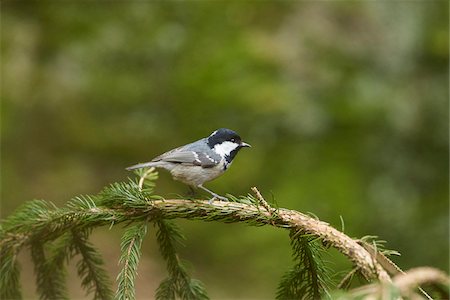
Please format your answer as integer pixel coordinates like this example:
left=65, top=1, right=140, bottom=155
left=30, top=241, right=67, bottom=300
left=72, top=230, right=114, bottom=300
left=142, top=199, right=390, bottom=282
left=251, top=186, right=276, bottom=216
left=358, top=237, right=433, bottom=299
left=392, top=267, right=450, bottom=297
left=44, top=232, right=73, bottom=300
left=1, top=175, right=421, bottom=299
left=0, top=245, right=22, bottom=299
left=276, top=232, right=330, bottom=299
left=155, top=219, right=208, bottom=300
left=349, top=267, right=449, bottom=299
left=115, top=221, right=148, bottom=300
left=357, top=236, right=402, bottom=276
left=1, top=189, right=390, bottom=285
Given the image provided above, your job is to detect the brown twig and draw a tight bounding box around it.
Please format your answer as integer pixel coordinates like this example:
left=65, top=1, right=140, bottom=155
left=350, top=267, right=449, bottom=299
left=393, top=267, right=449, bottom=298
left=358, top=240, right=403, bottom=276
left=359, top=240, right=433, bottom=300
left=337, top=267, right=361, bottom=290
left=251, top=187, right=276, bottom=217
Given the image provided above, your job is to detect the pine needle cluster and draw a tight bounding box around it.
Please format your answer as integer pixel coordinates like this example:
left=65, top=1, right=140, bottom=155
left=155, top=220, right=208, bottom=300
left=276, top=232, right=331, bottom=299
left=116, top=222, right=148, bottom=300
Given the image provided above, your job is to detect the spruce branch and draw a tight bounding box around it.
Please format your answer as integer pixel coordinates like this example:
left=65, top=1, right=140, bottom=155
left=155, top=219, right=208, bottom=300
left=140, top=199, right=390, bottom=282
left=392, top=267, right=450, bottom=298
left=137, top=167, right=158, bottom=192
left=43, top=232, right=74, bottom=300
left=277, top=232, right=331, bottom=300
left=2, top=175, right=411, bottom=298
left=357, top=237, right=402, bottom=276
left=358, top=237, right=434, bottom=299
left=30, top=241, right=67, bottom=300
left=31, top=228, right=112, bottom=300
left=115, top=221, right=148, bottom=300
left=349, top=267, right=449, bottom=299
left=0, top=245, right=22, bottom=299
left=72, top=230, right=114, bottom=300
left=251, top=186, right=276, bottom=216
left=1, top=189, right=391, bottom=285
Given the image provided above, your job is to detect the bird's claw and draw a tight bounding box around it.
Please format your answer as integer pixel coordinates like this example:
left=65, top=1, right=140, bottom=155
left=209, top=194, right=228, bottom=204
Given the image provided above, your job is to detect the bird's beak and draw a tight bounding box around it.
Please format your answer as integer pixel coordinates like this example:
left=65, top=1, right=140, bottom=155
left=240, top=142, right=251, bottom=148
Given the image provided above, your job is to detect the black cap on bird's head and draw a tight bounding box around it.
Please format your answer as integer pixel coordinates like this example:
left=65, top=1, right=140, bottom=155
left=207, top=128, right=250, bottom=148
left=207, top=128, right=251, bottom=162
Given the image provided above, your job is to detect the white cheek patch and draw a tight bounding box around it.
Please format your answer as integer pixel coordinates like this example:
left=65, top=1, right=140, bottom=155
left=214, top=141, right=239, bottom=157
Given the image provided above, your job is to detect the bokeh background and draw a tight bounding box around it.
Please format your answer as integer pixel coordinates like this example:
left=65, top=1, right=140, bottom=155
left=2, top=1, right=448, bottom=299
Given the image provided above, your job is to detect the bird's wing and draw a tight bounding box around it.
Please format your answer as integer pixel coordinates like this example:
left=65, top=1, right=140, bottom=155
left=153, top=150, right=219, bottom=168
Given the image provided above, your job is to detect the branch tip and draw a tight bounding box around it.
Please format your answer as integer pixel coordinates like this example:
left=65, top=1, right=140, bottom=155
left=138, top=167, right=156, bottom=191
left=251, top=187, right=274, bottom=215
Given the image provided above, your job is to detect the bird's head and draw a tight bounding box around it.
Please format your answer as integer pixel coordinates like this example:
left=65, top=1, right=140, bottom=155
left=207, top=128, right=251, bottom=162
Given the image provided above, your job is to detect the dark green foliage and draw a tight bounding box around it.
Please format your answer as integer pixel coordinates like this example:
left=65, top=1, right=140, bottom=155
left=29, top=228, right=113, bottom=300
left=99, top=169, right=158, bottom=209
left=155, top=219, right=209, bottom=300
left=1, top=200, right=57, bottom=238
left=0, top=200, right=64, bottom=300
left=72, top=230, right=114, bottom=300
left=277, top=232, right=331, bottom=300
left=0, top=196, right=118, bottom=299
left=115, top=222, right=148, bottom=300
left=30, top=242, right=68, bottom=300
left=42, top=233, right=73, bottom=299
left=0, top=246, right=22, bottom=299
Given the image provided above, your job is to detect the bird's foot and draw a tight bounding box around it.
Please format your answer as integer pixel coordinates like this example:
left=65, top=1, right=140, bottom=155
left=197, top=184, right=229, bottom=204
left=208, top=194, right=228, bottom=204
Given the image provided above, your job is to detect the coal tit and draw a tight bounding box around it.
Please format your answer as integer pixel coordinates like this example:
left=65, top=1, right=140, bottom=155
left=126, top=128, right=251, bottom=202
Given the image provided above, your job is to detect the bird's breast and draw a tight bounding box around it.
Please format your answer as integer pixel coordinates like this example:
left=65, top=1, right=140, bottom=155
left=170, top=161, right=226, bottom=186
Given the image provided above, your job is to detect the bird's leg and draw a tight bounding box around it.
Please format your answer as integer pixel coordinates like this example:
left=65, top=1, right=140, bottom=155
left=198, top=185, right=228, bottom=203
left=186, top=185, right=197, bottom=199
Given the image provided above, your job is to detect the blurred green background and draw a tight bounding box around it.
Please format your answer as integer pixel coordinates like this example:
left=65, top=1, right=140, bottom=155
left=2, top=1, right=448, bottom=299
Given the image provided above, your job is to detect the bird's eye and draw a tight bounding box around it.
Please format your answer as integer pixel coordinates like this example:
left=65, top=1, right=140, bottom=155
left=230, top=138, right=235, bottom=142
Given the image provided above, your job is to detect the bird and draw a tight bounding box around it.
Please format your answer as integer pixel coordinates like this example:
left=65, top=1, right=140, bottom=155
left=126, top=128, right=251, bottom=202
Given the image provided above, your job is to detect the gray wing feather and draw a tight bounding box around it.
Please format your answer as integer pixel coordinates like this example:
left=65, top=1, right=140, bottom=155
left=196, top=152, right=220, bottom=168
left=127, top=139, right=221, bottom=170
left=156, top=151, right=199, bottom=164
left=155, top=150, right=219, bottom=168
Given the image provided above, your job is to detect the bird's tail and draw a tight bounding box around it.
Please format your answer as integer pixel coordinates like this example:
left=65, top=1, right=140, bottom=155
left=125, top=162, right=159, bottom=171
